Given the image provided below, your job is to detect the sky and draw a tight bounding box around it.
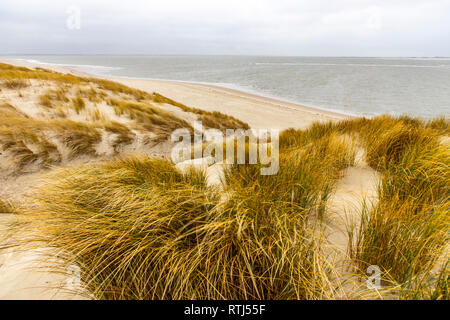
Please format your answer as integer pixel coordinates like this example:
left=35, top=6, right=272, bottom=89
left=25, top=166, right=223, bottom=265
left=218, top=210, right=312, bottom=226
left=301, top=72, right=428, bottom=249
left=1, top=0, right=449, bottom=56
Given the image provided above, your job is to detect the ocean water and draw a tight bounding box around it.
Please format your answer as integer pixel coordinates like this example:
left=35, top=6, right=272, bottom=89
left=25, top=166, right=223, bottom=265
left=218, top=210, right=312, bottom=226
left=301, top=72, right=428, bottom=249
left=7, top=55, right=450, bottom=118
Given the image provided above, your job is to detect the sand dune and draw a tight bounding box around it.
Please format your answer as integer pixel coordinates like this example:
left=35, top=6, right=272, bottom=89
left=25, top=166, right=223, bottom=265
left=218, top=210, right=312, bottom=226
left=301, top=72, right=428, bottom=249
left=1, top=59, right=350, bottom=130
left=0, top=59, right=446, bottom=300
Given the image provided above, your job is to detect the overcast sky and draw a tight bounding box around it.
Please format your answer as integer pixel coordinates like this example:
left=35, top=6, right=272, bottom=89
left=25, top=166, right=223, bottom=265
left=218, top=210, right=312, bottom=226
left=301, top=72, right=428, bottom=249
left=1, top=0, right=449, bottom=56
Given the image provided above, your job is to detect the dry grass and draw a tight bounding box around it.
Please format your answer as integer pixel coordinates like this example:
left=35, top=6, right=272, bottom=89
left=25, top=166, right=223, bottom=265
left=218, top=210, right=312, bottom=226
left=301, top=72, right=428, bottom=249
left=0, top=125, right=61, bottom=171
left=102, top=121, right=135, bottom=150
left=0, top=63, right=152, bottom=102
left=77, top=86, right=105, bottom=103
left=226, top=133, right=356, bottom=218
left=0, top=101, right=29, bottom=118
left=1, top=63, right=250, bottom=143
left=39, top=87, right=70, bottom=109
left=2, top=79, right=30, bottom=89
left=38, top=94, right=53, bottom=108
left=71, top=96, right=86, bottom=114
left=88, top=78, right=151, bottom=101
left=0, top=105, right=101, bottom=163
left=354, top=137, right=449, bottom=284
left=152, top=93, right=249, bottom=131
left=0, top=199, right=14, bottom=213
left=425, top=116, right=450, bottom=135
left=47, top=120, right=101, bottom=158
left=13, top=115, right=449, bottom=300
left=16, top=130, right=358, bottom=299
left=18, top=155, right=338, bottom=299
left=275, top=115, right=449, bottom=299
left=339, top=117, right=450, bottom=298
left=108, top=98, right=192, bottom=142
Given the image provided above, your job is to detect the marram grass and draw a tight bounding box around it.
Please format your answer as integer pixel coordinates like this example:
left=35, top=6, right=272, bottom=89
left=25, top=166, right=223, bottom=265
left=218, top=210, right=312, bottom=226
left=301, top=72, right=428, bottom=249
left=352, top=117, right=449, bottom=297
left=0, top=199, right=14, bottom=213
left=18, top=146, right=355, bottom=299
left=14, top=115, right=450, bottom=300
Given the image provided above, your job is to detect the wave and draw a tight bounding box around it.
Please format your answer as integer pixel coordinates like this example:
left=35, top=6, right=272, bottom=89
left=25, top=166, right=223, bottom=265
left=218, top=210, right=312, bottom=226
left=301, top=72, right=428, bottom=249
left=18, top=58, right=122, bottom=73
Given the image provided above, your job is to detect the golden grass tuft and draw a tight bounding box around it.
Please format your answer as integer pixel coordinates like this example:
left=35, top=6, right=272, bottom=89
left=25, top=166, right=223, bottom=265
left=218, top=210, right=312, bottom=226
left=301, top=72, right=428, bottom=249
left=18, top=153, right=350, bottom=300
left=3, top=79, right=30, bottom=89
left=152, top=93, right=250, bottom=131
left=0, top=101, right=29, bottom=118
left=362, top=119, right=438, bottom=170
left=350, top=118, right=449, bottom=297
left=71, top=96, right=86, bottom=114
left=38, top=94, right=53, bottom=108
left=108, top=98, right=192, bottom=142
left=279, top=115, right=449, bottom=298
left=0, top=126, right=61, bottom=171
left=355, top=138, right=449, bottom=276
left=0, top=199, right=14, bottom=213
left=101, top=121, right=135, bottom=151
left=0, top=110, right=101, bottom=162
left=14, top=125, right=360, bottom=300
left=39, top=87, right=70, bottom=109
left=425, top=116, right=450, bottom=135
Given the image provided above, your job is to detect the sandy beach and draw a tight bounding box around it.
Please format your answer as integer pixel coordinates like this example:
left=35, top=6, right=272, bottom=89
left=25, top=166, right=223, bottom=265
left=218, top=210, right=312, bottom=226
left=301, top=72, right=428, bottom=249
left=1, top=59, right=349, bottom=130
left=110, top=77, right=349, bottom=130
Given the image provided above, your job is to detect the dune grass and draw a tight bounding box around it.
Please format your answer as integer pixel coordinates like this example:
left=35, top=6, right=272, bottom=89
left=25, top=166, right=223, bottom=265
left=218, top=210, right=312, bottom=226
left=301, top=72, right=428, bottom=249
left=0, top=63, right=153, bottom=102
left=0, top=127, right=61, bottom=170
left=0, top=101, right=29, bottom=118
left=262, top=115, right=449, bottom=298
left=17, top=129, right=358, bottom=299
left=226, top=133, right=356, bottom=218
left=354, top=134, right=449, bottom=286
left=15, top=115, right=449, bottom=300
left=152, top=93, right=250, bottom=131
left=0, top=199, right=14, bottom=213
left=425, top=116, right=450, bottom=135
left=20, top=155, right=333, bottom=299
left=2, top=79, right=30, bottom=89
left=38, top=87, right=70, bottom=111
left=18, top=157, right=217, bottom=299
left=102, top=121, right=136, bottom=150
left=71, top=96, right=86, bottom=114
left=1, top=63, right=249, bottom=143
left=108, top=98, right=192, bottom=142
left=335, top=117, right=450, bottom=298
left=77, top=86, right=106, bottom=103
left=0, top=104, right=101, bottom=164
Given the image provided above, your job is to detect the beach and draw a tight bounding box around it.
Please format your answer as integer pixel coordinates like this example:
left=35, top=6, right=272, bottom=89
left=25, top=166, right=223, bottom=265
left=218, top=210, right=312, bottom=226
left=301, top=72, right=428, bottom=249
left=0, top=59, right=349, bottom=130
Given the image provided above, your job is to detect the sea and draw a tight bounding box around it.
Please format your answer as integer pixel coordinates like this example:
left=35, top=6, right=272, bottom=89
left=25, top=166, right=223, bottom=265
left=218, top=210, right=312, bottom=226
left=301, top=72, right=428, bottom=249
left=5, top=55, right=450, bottom=118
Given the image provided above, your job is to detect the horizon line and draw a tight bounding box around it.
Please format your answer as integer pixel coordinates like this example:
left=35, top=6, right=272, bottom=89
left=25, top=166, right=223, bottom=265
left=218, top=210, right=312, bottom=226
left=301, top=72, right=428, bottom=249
left=1, top=54, right=450, bottom=59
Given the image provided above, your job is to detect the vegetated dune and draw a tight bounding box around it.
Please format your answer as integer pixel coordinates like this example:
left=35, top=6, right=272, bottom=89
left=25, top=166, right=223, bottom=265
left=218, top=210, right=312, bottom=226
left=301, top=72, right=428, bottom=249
left=0, top=63, right=248, bottom=197
left=0, top=62, right=449, bottom=300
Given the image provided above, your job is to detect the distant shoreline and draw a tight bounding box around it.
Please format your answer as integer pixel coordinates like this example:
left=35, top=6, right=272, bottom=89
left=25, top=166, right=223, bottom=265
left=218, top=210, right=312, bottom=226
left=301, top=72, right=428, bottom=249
left=1, top=58, right=351, bottom=130
left=4, top=56, right=449, bottom=121
left=5, top=57, right=356, bottom=117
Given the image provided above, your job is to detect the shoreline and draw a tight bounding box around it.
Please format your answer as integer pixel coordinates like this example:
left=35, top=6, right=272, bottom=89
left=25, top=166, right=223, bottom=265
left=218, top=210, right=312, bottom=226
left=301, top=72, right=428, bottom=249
left=111, top=75, right=357, bottom=117
left=1, top=58, right=351, bottom=130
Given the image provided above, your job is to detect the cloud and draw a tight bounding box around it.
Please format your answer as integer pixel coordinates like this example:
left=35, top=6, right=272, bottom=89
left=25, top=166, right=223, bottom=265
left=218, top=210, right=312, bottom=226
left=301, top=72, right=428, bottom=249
left=0, top=0, right=449, bottom=56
